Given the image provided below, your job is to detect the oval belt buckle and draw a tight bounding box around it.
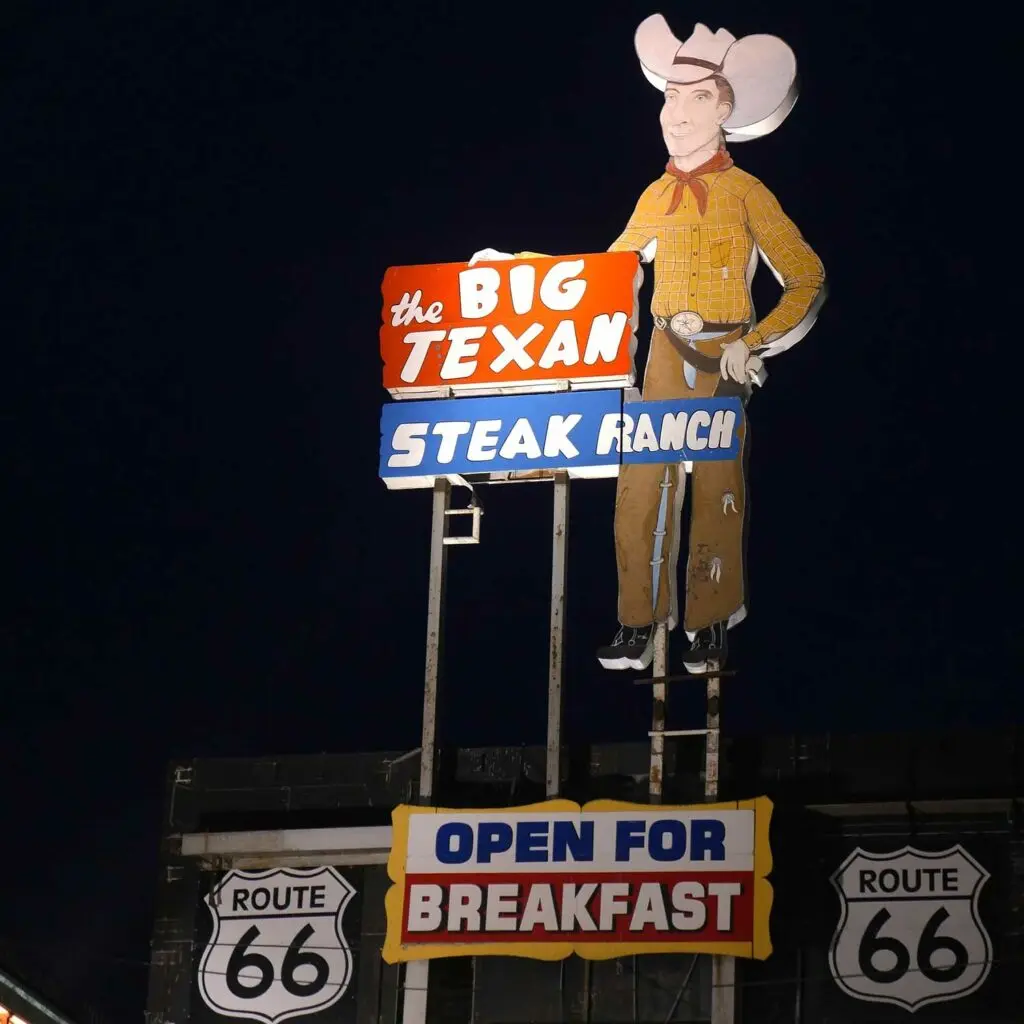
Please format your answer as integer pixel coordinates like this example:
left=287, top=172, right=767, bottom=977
left=669, top=311, right=704, bottom=338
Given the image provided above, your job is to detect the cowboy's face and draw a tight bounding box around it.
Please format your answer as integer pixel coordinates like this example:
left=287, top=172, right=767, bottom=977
left=660, top=78, right=731, bottom=157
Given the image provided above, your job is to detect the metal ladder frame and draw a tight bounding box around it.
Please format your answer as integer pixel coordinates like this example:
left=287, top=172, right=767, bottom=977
left=642, top=623, right=738, bottom=1024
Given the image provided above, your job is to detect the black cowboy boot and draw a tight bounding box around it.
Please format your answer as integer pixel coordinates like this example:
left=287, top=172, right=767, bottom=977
left=682, top=620, right=728, bottom=673
left=597, top=623, right=654, bottom=670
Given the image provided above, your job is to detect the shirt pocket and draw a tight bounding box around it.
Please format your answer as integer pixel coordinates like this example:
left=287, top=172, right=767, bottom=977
left=709, top=239, right=732, bottom=267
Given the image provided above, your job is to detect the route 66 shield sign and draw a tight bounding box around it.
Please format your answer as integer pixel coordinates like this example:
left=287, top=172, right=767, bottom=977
left=828, top=845, right=992, bottom=1012
left=197, top=866, right=356, bottom=1024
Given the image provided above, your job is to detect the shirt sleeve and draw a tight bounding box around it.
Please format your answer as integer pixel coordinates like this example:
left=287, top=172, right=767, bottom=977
left=743, top=182, right=826, bottom=354
left=608, top=187, right=660, bottom=255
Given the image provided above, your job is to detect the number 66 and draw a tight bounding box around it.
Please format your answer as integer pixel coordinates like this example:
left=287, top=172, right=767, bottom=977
left=858, top=908, right=969, bottom=985
left=226, top=924, right=330, bottom=999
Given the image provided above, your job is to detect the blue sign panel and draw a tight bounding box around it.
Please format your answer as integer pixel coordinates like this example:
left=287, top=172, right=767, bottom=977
left=618, top=397, right=743, bottom=466
left=379, top=391, right=742, bottom=486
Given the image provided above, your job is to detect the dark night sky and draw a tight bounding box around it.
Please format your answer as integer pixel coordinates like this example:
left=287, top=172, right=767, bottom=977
left=3, top=1, right=1016, bottom=1018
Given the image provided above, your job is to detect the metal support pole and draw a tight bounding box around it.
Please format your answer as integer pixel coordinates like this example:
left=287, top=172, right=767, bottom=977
left=402, top=478, right=451, bottom=1024
left=707, top=659, right=736, bottom=1024
left=645, top=621, right=670, bottom=1024
left=419, top=478, right=450, bottom=805
left=648, top=624, right=669, bottom=803
left=703, top=663, right=721, bottom=801
left=546, top=472, right=570, bottom=799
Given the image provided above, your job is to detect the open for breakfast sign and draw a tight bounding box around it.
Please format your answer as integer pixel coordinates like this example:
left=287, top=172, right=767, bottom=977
left=380, top=252, right=642, bottom=400
left=382, top=797, right=773, bottom=963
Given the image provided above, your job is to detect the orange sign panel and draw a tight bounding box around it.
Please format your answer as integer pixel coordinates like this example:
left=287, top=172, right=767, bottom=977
left=380, top=252, right=641, bottom=399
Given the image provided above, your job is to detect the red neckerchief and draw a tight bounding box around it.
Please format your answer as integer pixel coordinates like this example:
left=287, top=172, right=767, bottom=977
left=664, top=147, right=733, bottom=216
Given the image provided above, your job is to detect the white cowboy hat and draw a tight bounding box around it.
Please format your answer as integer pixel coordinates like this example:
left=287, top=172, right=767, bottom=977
left=635, top=15, right=798, bottom=142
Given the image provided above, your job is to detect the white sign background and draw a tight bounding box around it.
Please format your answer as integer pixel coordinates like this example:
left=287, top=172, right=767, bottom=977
left=196, top=865, right=357, bottom=1024
left=406, top=809, right=755, bottom=873
left=828, top=845, right=992, bottom=1013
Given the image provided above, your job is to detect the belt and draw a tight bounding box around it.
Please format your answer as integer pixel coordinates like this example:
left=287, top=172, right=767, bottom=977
left=654, top=314, right=749, bottom=375
left=653, top=315, right=748, bottom=336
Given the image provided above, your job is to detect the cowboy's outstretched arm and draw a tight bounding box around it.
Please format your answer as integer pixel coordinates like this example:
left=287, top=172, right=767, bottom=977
left=608, top=188, right=658, bottom=262
left=742, top=183, right=826, bottom=357
left=473, top=193, right=661, bottom=262
left=468, top=186, right=661, bottom=265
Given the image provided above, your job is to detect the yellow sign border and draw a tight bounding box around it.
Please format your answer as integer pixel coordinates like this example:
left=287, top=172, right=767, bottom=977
left=382, top=796, right=773, bottom=963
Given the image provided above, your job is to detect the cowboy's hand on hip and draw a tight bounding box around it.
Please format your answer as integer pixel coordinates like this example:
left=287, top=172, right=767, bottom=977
left=720, top=339, right=752, bottom=384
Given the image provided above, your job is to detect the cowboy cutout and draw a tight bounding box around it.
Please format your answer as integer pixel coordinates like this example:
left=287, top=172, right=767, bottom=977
left=471, top=15, right=825, bottom=674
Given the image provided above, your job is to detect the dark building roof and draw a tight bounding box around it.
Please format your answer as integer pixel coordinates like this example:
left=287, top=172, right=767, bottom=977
left=164, top=725, right=1024, bottom=835
left=148, top=725, right=1024, bottom=1024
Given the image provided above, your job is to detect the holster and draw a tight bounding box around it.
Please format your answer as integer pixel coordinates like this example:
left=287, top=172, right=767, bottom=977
left=659, top=325, right=751, bottom=400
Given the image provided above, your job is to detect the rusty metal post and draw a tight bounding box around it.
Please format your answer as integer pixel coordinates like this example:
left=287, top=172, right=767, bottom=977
left=707, top=659, right=737, bottom=1023
left=644, top=619, right=670, bottom=1024
left=401, top=477, right=451, bottom=1024
left=704, top=662, right=721, bottom=801
left=648, top=624, right=669, bottom=803
left=546, top=471, right=570, bottom=799
left=417, top=478, right=450, bottom=805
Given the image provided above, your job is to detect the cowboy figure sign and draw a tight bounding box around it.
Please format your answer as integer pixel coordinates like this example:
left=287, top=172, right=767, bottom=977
left=470, top=15, right=825, bottom=673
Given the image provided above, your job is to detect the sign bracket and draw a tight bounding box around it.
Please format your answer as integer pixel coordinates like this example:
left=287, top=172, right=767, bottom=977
left=443, top=479, right=483, bottom=546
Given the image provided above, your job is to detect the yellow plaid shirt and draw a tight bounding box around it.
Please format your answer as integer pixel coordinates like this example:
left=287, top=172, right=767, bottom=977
left=608, top=164, right=825, bottom=350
